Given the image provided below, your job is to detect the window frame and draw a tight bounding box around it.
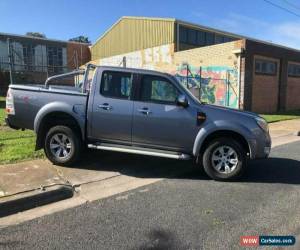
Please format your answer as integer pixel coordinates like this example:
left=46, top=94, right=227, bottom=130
left=255, top=59, right=277, bottom=76
left=99, top=70, right=134, bottom=100
left=137, top=74, right=182, bottom=105
left=288, top=63, right=300, bottom=78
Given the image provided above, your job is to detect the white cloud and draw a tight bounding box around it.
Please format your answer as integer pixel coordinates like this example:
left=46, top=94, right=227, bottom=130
left=276, top=22, right=300, bottom=40
left=214, top=13, right=300, bottom=50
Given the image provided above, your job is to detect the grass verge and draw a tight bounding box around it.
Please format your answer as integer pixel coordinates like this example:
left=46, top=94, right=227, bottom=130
left=0, top=96, right=44, bottom=164
left=261, top=110, right=300, bottom=123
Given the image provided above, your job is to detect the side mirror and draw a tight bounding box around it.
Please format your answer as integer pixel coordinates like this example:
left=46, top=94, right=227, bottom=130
left=176, top=94, right=189, bottom=108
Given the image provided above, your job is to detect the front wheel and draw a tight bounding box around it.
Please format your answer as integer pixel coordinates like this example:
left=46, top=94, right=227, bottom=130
left=202, top=137, right=247, bottom=181
left=44, top=125, right=82, bottom=166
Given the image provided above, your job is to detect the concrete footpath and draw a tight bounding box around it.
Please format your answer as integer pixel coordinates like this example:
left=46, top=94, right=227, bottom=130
left=0, top=119, right=299, bottom=219
left=269, top=119, right=300, bottom=147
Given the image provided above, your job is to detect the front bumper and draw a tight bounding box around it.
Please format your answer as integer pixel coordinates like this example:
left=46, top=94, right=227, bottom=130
left=249, top=130, right=271, bottom=159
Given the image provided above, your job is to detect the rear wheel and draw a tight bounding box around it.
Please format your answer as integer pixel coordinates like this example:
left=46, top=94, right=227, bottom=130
left=202, top=137, right=247, bottom=181
left=44, top=125, right=82, bottom=166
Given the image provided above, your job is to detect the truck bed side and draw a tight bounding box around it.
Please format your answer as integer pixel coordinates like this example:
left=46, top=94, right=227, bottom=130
left=7, top=85, right=88, bottom=139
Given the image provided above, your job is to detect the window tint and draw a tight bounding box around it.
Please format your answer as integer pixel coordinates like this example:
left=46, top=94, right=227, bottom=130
left=140, top=75, right=179, bottom=104
left=255, top=59, right=277, bottom=75
left=100, top=71, right=132, bottom=99
left=288, top=63, right=300, bottom=77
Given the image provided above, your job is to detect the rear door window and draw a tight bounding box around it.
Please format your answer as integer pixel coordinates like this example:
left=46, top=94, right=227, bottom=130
left=100, top=71, right=133, bottom=99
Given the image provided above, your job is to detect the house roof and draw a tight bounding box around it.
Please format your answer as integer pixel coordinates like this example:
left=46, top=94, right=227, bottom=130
left=0, top=32, right=91, bottom=45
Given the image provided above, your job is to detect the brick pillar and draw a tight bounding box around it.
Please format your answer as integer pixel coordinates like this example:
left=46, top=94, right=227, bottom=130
left=278, top=59, right=288, bottom=111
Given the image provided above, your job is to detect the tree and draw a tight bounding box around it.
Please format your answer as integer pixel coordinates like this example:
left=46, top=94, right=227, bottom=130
left=25, top=32, right=46, bottom=38
left=69, top=36, right=91, bottom=44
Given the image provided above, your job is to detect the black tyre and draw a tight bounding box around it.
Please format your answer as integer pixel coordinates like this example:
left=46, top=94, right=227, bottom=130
left=44, top=125, right=82, bottom=166
left=202, top=137, right=247, bottom=181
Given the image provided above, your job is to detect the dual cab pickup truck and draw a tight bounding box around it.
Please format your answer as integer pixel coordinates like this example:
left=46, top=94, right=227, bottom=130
left=5, top=64, right=271, bottom=180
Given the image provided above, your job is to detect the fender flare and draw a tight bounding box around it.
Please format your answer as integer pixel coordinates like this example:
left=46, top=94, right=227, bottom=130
left=192, top=120, right=255, bottom=157
left=34, top=102, right=85, bottom=148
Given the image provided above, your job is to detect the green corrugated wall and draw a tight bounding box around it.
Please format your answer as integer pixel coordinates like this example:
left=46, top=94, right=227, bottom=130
left=91, top=17, right=175, bottom=60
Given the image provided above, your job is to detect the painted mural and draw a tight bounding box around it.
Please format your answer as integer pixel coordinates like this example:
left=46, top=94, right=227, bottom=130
left=171, top=64, right=239, bottom=108
left=97, top=44, right=239, bottom=109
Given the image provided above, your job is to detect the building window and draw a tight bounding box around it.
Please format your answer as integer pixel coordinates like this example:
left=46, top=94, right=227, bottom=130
left=255, top=59, right=277, bottom=75
left=23, top=44, right=35, bottom=71
left=196, top=31, right=206, bottom=46
left=179, top=26, right=236, bottom=47
left=288, top=63, right=300, bottom=77
left=179, top=27, right=188, bottom=43
left=187, top=29, right=197, bottom=45
left=224, top=36, right=233, bottom=42
left=47, top=46, right=63, bottom=73
left=205, top=32, right=215, bottom=45
left=215, top=35, right=225, bottom=44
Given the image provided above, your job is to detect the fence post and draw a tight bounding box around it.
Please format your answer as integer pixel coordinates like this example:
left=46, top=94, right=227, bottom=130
left=7, top=38, right=14, bottom=85
left=199, top=66, right=202, bottom=101
left=226, top=70, right=230, bottom=107
left=122, top=56, right=126, bottom=68
left=186, top=64, right=189, bottom=88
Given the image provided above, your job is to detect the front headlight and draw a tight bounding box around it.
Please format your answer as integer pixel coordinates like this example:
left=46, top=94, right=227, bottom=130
left=255, top=117, right=269, bottom=133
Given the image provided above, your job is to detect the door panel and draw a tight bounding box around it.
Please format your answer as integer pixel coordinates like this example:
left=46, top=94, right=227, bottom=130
left=132, top=101, right=198, bottom=151
left=91, top=71, right=133, bottom=142
left=132, top=74, right=198, bottom=151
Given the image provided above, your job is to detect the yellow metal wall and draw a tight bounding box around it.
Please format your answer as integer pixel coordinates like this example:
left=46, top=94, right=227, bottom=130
left=91, top=17, right=175, bottom=60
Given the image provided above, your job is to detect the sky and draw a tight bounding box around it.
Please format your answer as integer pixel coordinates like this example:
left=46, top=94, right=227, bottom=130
left=1, top=0, right=300, bottom=49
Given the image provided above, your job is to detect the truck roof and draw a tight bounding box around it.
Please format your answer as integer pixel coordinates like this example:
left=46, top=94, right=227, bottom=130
left=95, top=65, right=173, bottom=78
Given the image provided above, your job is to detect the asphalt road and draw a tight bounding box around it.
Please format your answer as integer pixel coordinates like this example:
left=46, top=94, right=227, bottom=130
left=1, top=141, right=300, bottom=250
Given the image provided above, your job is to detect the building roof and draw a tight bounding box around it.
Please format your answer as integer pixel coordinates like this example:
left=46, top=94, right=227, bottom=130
left=93, top=16, right=300, bottom=53
left=0, top=32, right=91, bottom=45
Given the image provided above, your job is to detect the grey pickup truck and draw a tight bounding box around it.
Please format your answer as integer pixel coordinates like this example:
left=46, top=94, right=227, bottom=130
left=5, top=64, right=271, bottom=180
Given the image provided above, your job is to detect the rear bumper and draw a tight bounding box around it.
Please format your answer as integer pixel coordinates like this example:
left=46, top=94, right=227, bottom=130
left=5, top=117, right=20, bottom=130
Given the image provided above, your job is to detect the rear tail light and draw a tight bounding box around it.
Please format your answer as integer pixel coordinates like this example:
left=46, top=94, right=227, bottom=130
left=6, top=88, right=15, bottom=115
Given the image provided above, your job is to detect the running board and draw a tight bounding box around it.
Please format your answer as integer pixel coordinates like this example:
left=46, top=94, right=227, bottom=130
left=88, top=144, right=191, bottom=160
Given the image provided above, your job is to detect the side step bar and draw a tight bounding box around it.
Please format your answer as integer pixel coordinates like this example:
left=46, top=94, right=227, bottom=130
left=88, top=144, right=191, bottom=160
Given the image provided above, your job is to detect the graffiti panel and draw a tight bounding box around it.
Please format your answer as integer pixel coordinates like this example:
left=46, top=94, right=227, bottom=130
left=172, top=64, right=239, bottom=108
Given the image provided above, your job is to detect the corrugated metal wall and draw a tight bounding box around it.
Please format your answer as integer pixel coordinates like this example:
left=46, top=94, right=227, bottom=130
left=91, top=17, right=175, bottom=60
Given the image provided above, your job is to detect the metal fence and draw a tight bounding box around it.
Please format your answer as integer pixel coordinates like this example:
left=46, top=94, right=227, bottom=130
left=175, top=65, right=239, bottom=108
left=0, top=38, right=80, bottom=85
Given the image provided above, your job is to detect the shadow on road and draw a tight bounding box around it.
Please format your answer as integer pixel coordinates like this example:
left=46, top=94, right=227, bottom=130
left=68, top=149, right=300, bottom=185
left=136, top=228, right=188, bottom=250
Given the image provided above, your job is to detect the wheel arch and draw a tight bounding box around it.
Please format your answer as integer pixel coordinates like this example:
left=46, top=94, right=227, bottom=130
left=195, top=129, right=252, bottom=159
left=35, top=111, right=83, bottom=150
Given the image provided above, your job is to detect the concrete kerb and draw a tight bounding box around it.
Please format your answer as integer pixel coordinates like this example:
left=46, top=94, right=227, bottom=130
left=0, top=184, right=74, bottom=218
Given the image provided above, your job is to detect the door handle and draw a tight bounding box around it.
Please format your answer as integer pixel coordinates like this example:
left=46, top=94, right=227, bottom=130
left=138, top=108, right=152, bottom=115
left=98, top=103, right=112, bottom=110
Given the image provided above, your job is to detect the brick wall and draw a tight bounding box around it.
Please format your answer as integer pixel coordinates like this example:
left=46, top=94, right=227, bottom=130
left=66, top=42, right=91, bottom=69
left=173, top=40, right=242, bottom=68
left=251, top=55, right=280, bottom=113
left=286, top=61, right=300, bottom=110
left=244, top=39, right=300, bottom=112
